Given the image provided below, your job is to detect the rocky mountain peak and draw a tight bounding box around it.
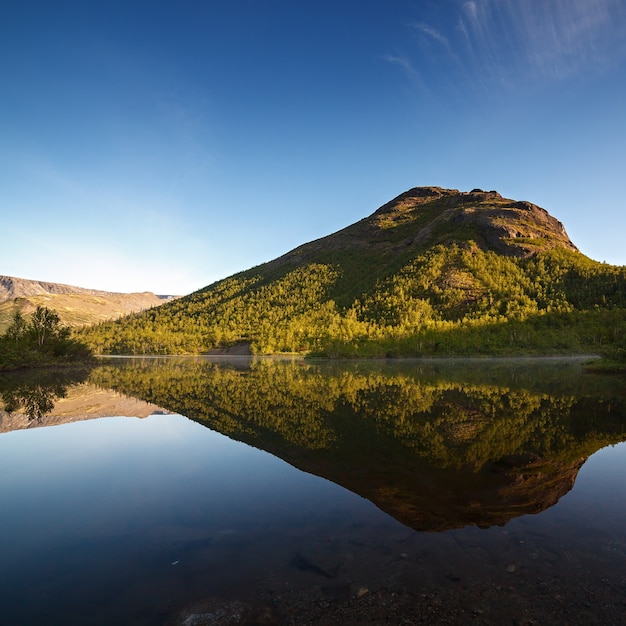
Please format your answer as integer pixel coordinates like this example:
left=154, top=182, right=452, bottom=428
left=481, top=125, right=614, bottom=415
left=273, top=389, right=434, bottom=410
left=371, top=186, right=577, bottom=258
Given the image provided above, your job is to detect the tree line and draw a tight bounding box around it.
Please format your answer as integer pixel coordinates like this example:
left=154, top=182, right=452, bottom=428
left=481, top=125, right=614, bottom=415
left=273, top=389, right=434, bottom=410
left=0, top=306, right=93, bottom=371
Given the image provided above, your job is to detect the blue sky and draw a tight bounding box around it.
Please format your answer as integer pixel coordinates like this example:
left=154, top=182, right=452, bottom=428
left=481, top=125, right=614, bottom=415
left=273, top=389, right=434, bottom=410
left=2, top=0, right=625, bottom=295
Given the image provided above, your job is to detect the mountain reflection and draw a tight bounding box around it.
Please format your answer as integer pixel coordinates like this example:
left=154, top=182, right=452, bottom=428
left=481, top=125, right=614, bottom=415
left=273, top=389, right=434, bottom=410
left=7, top=357, right=626, bottom=532
left=87, top=357, right=626, bottom=531
left=0, top=365, right=168, bottom=431
left=88, top=357, right=626, bottom=531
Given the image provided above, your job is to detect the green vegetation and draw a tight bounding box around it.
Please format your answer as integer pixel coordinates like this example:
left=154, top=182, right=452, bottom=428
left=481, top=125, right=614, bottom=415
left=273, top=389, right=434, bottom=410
left=0, top=306, right=93, bottom=371
left=79, top=245, right=626, bottom=358
left=590, top=334, right=626, bottom=372
left=77, top=189, right=626, bottom=357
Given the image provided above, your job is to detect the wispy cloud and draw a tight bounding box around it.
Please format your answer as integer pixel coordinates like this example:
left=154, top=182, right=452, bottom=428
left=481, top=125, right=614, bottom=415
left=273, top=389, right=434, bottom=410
left=383, top=53, right=417, bottom=76
left=389, top=0, right=626, bottom=94
left=383, top=53, right=428, bottom=91
left=410, top=22, right=449, bottom=48
left=409, top=20, right=461, bottom=71
left=458, top=0, right=626, bottom=84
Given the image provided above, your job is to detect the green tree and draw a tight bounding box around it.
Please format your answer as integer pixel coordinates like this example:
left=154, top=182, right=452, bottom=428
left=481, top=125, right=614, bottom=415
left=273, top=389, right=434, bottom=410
left=29, top=306, right=66, bottom=347
left=5, top=311, right=27, bottom=342
left=0, top=305, right=92, bottom=371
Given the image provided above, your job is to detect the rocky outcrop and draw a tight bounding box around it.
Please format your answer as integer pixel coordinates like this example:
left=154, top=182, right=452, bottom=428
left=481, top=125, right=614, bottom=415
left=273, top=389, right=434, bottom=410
left=371, top=187, right=578, bottom=257
left=280, top=186, right=579, bottom=270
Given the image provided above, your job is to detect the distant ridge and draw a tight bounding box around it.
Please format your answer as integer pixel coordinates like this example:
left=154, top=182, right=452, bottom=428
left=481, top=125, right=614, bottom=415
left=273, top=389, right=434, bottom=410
left=1, top=275, right=125, bottom=300
left=0, top=275, right=177, bottom=332
left=0, top=275, right=174, bottom=301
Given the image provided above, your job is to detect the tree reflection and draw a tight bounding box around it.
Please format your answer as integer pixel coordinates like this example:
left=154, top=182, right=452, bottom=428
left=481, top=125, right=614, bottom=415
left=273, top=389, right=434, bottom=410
left=0, top=368, right=91, bottom=420
left=2, top=385, right=58, bottom=419
left=89, top=358, right=626, bottom=528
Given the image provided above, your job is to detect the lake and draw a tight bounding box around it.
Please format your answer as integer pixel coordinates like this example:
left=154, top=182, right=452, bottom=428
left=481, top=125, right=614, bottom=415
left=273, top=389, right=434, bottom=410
left=1, top=356, right=625, bottom=625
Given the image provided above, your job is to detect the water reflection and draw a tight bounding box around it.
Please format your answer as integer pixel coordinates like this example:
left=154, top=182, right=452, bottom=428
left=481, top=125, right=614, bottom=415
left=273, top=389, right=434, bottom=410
left=0, top=366, right=168, bottom=431
left=83, top=356, right=626, bottom=532
left=3, top=358, right=625, bottom=532
left=0, top=368, right=90, bottom=420
left=2, top=357, right=626, bottom=624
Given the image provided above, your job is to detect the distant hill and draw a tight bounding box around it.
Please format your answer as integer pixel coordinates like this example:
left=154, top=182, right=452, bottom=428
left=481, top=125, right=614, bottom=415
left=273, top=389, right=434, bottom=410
left=0, top=275, right=176, bottom=333
left=79, top=187, right=626, bottom=356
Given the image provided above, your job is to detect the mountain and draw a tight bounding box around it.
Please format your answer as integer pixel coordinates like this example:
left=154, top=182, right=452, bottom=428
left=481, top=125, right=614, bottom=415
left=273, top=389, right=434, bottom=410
left=0, top=275, right=176, bottom=333
left=79, top=186, right=626, bottom=356
left=279, top=186, right=578, bottom=263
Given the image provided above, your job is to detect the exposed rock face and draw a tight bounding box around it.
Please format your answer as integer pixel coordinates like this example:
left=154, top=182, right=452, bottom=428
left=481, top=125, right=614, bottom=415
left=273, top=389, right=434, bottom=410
left=372, top=187, right=578, bottom=258
left=1, top=275, right=110, bottom=300
left=275, top=186, right=578, bottom=270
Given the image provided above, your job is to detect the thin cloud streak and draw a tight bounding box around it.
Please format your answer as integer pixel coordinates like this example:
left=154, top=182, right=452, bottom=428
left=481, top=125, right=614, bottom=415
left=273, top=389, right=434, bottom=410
left=411, top=22, right=449, bottom=48
left=458, top=0, right=626, bottom=85
left=383, top=53, right=428, bottom=92
left=392, top=0, right=626, bottom=95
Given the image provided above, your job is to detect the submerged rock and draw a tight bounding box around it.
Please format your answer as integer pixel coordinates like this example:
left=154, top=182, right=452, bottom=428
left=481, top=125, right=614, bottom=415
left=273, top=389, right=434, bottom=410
left=170, top=598, right=279, bottom=626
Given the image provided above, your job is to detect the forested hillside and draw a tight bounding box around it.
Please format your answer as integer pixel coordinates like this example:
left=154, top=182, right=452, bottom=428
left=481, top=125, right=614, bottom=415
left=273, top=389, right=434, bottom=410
left=79, top=187, right=626, bottom=357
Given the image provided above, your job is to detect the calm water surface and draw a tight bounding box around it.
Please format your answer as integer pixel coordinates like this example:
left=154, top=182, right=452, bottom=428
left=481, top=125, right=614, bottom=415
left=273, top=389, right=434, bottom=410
left=1, top=357, right=625, bottom=624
